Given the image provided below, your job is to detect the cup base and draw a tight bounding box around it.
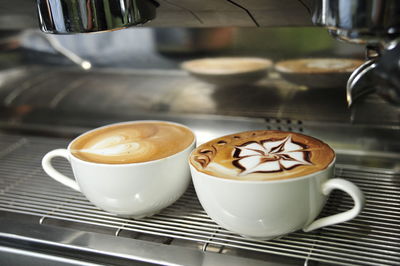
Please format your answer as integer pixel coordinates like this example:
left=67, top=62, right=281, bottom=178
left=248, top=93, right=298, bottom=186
left=240, top=234, right=284, bottom=241
left=111, top=210, right=159, bottom=219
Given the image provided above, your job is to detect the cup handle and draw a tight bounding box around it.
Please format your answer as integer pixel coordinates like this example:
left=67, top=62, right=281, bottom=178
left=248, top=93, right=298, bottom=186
left=42, top=149, right=81, bottom=192
left=303, top=178, right=365, bottom=232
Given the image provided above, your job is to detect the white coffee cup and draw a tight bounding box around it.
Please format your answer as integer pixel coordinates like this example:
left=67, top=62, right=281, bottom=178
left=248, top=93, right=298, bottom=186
left=189, top=158, right=365, bottom=239
left=42, top=121, right=196, bottom=218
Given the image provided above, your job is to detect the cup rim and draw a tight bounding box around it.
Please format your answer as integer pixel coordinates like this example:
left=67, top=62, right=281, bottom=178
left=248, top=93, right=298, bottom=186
left=67, top=120, right=196, bottom=167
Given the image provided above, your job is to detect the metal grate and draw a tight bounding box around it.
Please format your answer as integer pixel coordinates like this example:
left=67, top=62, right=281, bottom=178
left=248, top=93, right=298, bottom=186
left=0, top=133, right=399, bottom=265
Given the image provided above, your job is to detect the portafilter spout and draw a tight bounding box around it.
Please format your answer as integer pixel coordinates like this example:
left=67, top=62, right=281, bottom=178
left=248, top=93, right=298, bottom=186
left=346, top=41, right=400, bottom=106
left=36, top=0, right=158, bottom=34
left=346, top=59, right=377, bottom=106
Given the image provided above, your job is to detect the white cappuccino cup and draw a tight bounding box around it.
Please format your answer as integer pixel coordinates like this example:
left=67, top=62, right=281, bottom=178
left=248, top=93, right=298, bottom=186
left=42, top=121, right=196, bottom=217
left=189, top=131, right=364, bottom=239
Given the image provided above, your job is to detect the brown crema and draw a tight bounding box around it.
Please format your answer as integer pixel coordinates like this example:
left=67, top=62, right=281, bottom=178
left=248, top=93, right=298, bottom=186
left=71, top=122, right=194, bottom=164
left=190, top=130, right=335, bottom=181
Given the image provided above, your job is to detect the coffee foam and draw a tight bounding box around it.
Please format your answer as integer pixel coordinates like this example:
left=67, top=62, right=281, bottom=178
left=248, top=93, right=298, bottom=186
left=190, top=130, right=335, bottom=181
left=182, top=58, right=272, bottom=75
left=275, top=58, right=363, bottom=74
left=71, top=122, right=194, bottom=164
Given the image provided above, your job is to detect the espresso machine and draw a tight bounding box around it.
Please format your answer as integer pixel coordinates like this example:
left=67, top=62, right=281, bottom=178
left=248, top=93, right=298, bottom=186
left=35, top=0, right=400, bottom=106
left=0, top=0, right=399, bottom=265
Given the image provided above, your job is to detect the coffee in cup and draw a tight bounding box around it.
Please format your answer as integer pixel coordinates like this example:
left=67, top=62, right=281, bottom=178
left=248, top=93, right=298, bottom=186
left=275, top=58, right=364, bottom=89
left=71, top=121, right=194, bottom=164
left=42, top=121, right=195, bottom=217
left=189, top=130, right=364, bottom=239
left=190, top=130, right=335, bottom=181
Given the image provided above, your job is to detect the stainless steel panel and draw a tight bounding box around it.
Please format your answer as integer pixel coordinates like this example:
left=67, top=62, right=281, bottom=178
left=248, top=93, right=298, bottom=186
left=231, top=0, right=312, bottom=26
left=0, top=67, right=399, bottom=126
left=0, top=220, right=274, bottom=266
left=0, top=246, right=100, bottom=266
left=148, top=0, right=255, bottom=27
left=0, top=0, right=312, bottom=29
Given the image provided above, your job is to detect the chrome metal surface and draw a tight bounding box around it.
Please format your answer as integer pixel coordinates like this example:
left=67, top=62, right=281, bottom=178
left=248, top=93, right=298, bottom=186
left=0, top=62, right=399, bottom=265
left=312, top=0, right=400, bottom=44
left=0, top=123, right=399, bottom=265
left=0, top=220, right=272, bottom=266
left=346, top=42, right=400, bottom=106
left=0, top=246, right=99, bottom=266
left=346, top=59, right=377, bottom=106
left=373, top=41, right=400, bottom=106
left=313, top=0, right=400, bottom=106
left=36, top=0, right=157, bottom=34
left=2, top=0, right=312, bottom=29
left=0, top=67, right=399, bottom=126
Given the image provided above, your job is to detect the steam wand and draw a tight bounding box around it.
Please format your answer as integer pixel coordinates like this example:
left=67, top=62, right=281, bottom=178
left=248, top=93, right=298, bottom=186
left=32, top=32, right=92, bottom=71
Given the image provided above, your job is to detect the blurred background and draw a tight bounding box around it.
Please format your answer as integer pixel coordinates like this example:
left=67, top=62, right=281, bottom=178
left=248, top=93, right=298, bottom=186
left=0, top=27, right=364, bottom=70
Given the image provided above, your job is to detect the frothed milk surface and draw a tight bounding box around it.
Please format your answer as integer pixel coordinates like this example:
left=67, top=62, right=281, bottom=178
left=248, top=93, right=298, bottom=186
left=190, top=130, right=335, bottom=181
left=71, top=122, right=194, bottom=164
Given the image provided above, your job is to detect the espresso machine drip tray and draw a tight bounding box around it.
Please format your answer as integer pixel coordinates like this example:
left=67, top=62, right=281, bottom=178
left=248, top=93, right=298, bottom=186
left=0, top=123, right=400, bottom=265
left=0, top=67, right=399, bottom=265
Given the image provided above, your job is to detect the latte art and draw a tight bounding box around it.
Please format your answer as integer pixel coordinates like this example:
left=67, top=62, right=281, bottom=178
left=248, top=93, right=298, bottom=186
left=71, top=122, right=194, bottom=164
left=78, top=136, right=142, bottom=156
left=190, top=131, right=335, bottom=181
left=233, top=135, right=312, bottom=176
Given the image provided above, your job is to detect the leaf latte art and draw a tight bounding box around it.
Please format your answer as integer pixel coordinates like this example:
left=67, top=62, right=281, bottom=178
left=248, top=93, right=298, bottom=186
left=190, top=131, right=335, bottom=181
